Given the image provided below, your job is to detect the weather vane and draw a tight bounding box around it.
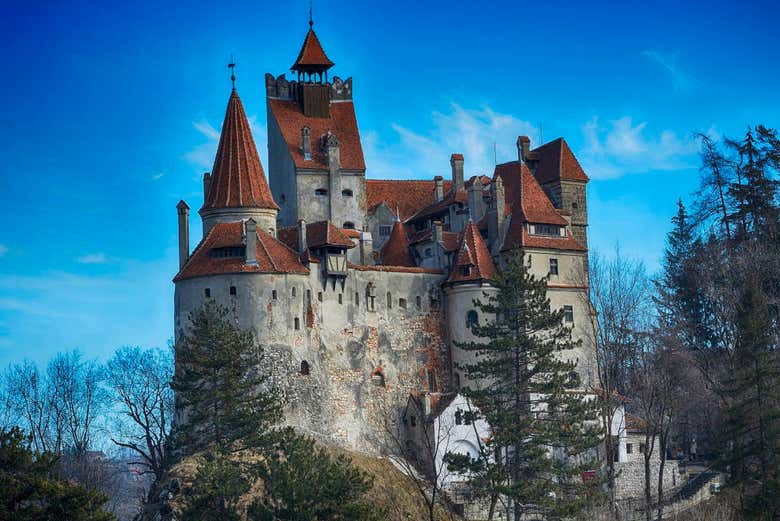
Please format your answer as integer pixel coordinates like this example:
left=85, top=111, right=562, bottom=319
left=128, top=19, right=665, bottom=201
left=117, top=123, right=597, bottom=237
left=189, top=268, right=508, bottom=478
left=228, top=54, right=236, bottom=89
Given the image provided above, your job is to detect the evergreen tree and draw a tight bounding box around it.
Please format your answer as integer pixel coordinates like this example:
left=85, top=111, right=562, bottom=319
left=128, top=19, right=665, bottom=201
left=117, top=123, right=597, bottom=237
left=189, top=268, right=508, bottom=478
left=449, top=251, right=603, bottom=520
left=654, top=200, right=710, bottom=349
left=170, top=300, right=282, bottom=454
left=180, top=452, right=250, bottom=521
left=0, top=427, right=115, bottom=521
left=249, top=428, right=385, bottom=521
left=722, top=280, right=780, bottom=521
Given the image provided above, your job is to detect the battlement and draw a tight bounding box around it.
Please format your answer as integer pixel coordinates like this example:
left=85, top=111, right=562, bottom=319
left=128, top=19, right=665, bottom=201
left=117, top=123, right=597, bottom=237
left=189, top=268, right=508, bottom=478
left=265, top=73, right=353, bottom=102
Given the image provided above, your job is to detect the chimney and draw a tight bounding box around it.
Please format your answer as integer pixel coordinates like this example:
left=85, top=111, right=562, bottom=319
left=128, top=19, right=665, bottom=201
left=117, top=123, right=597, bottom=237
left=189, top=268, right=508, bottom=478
left=450, top=154, right=464, bottom=191
left=359, top=230, right=374, bottom=265
left=433, top=220, right=443, bottom=243
left=325, top=133, right=341, bottom=219
left=301, top=126, right=311, bottom=160
left=517, top=136, right=531, bottom=162
left=433, top=220, right=444, bottom=269
left=434, top=176, right=444, bottom=202
left=202, top=172, right=212, bottom=201
left=297, top=219, right=307, bottom=255
left=468, top=177, right=485, bottom=222
left=489, top=176, right=507, bottom=252
left=176, top=200, right=190, bottom=269
left=245, top=218, right=258, bottom=266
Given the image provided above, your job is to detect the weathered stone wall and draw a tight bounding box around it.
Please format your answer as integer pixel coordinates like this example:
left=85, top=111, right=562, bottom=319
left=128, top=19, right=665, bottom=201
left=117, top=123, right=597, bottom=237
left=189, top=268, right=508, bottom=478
left=174, top=266, right=448, bottom=454
left=444, top=283, right=496, bottom=389
left=615, top=459, right=680, bottom=500
left=561, top=181, right=588, bottom=247
left=267, top=105, right=299, bottom=227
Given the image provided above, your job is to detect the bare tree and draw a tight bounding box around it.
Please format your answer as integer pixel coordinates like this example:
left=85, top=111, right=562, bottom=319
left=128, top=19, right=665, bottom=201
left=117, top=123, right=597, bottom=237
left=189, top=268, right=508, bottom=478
left=3, top=360, right=53, bottom=453
left=104, top=346, right=174, bottom=480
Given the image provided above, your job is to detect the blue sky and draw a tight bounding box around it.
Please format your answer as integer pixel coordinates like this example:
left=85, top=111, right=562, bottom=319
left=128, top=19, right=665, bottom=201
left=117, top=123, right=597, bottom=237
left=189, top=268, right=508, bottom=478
left=0, top=0, right=778, bottom=367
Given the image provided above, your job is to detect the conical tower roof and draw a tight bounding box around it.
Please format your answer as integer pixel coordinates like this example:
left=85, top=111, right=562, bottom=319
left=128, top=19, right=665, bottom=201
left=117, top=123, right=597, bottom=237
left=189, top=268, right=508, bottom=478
left=201, top=89, right=279, bottom=212
left=447, top=220, right=496, bottom=284
left=379, top=218, right=415, bottom=267
left=291, top=27, right=334, bottom=73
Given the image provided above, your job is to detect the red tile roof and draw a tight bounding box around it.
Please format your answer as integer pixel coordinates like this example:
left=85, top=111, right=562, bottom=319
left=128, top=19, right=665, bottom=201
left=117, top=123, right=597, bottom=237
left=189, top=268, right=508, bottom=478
left=447, top=221, right=497, bottom=284
left=519, top=227, right=587, bottom=252
left=349, top=263, right=443, bottom=274
left=268, top=99, right=365, bottom=171
left=277, top=220, right=356, bottom=252
left=202, top=90, right=279, bottom=212
left=366, top=179, right=453, bottom=221
left=291, top=28, right=334, bottom=71
left=378, top=220, right=415, bottom=267
left=408, top=228, right=460, bottom=252
left=174, top=222, right=308, bottom=281
left=409, top=188, right=468, bottom=222
left=532, top=138, right=589, bottom=184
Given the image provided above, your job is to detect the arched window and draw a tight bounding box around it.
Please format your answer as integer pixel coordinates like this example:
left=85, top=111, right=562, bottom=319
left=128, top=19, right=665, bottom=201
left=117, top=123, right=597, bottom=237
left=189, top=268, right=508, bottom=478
left=300, top=360, right=310, bottom=376
left=341, top=189, right=353, bottom=197
left=291, top=287, right=297, bottom=297
left=466, top=310, right=479, bottom=329
left=343, top=221, right=355, bottom=229
left=315, top=188, right=327, bottom=196
left=416, top=296, right=421, bottom=309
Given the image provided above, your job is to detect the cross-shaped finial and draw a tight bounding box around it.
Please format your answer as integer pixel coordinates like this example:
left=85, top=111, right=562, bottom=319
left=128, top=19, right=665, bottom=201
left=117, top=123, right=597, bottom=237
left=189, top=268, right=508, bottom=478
left=228, top=55, right=236, bottom=89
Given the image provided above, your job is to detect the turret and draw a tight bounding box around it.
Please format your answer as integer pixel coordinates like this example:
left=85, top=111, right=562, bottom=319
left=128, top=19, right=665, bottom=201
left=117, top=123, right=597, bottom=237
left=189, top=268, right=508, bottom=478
left=176, top=200, right=190, bottom=269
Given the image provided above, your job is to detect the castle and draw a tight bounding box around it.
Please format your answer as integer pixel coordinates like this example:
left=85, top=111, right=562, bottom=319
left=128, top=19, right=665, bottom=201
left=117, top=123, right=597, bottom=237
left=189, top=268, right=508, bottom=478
left=173, top=20, right=596, bottom=455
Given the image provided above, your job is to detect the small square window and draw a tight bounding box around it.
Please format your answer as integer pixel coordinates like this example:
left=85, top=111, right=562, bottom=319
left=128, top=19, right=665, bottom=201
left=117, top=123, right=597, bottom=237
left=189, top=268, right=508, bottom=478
left=564, top=305, right=574, bottom=323
left=549, top=258, right=559, bottom=276
left=379, top=225, right=392, bottom=237
left=398, top=298, right=407, bottom=309
left=204, top=288, right=211, bottom=298
left=626, top=443, right=633, bottom=454
left=229, top=286, right=237, bottom=296
left=272, top=290, right=278, bottom=300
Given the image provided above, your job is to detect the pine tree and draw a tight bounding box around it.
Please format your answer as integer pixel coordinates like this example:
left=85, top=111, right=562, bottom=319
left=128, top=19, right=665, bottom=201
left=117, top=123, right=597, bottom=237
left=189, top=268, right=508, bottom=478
left=450, top=251, right=604, bottom=520
left=722, top=280, right=780, bottom=521
left=170, top=300, right=282, bottom=454
left=0, top=427, right=115, bottom=521
left=180, top=453, right=250, bottom=521
left=249, top=428, right=385, bottom=521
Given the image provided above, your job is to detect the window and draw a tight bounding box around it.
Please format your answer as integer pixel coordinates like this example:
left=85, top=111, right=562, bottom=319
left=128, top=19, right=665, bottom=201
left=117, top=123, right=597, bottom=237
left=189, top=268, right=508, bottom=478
left=454, top=372, right=461, bottom=389
left=410, top=415, right=417, bottom=427
left=639, top=443, right=646, bottom=454
left=626, top=443, right=633, bottom=454
left=300, top=360, right=310, bottom=376
left=371, top=368, right=385, bottom=387
left=317, top=292, right=323, bottom=302
left=466, top=310, right=479, bottom=329
left=272, top=290, right=278, bottom=300
left=416, top=296, right=421, bottom=309
left=460, top=266, right=471, bottom=276
left=424, top=248, right=432, bottom=258
left=343, top=221, right=355, bottom=229
left=398, top=298, right=407, bottom=309
left=564, top=305, right=574, bottom=323
left=379, top=225, right=392, bottom=237
left=315, top=188, right=327, bottom=196
left=387, top=292, right=392, bottom=309
left=210, top=246, right=245, bottom=258
left=338, top=293, right=343, bottom=304
left=533, top=224, right=562, bottom=236
left=341, top=189, right=353, bottom=197
left=294, top=317, right=301, bottom=330
left=354, top=292, right=360, bottom=306
left=291, top=287, right=297, bottom=297
left=455, top=409, right=463, bottom=425
left=229, top=286, right=237, bottom=296
left=204, top=288, right=211, bottom=298
left=549, top=258, right=559, bottom=276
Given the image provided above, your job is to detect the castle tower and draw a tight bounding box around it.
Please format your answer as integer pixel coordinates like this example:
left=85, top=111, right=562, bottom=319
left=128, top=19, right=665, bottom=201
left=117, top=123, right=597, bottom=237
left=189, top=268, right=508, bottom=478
left=266, top=18, right=366, bottom=232
left=200, top=87, right=279, bottom=236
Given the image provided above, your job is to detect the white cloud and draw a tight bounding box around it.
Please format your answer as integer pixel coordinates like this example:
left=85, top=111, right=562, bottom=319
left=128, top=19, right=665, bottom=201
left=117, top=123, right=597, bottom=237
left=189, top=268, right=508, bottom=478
left=363, top=103, right=537, bottom=180
left=77, top=253, right=108, bottom=264
left=0, top=244, right=6, bottom=257
left=151, top=172, right=165, bottom=181
left=642, top=50, right=698, bottom=91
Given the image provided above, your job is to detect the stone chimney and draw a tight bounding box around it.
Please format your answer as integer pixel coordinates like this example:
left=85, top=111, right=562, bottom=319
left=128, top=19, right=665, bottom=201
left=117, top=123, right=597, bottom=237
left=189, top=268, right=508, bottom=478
left=434, top=176, right=444, bottom=202
left=450, top=154, right=464, bottom=191
left=245, top=218, right=258, bottom=266
left=301, top=126, right=311, bottom=160
left=433, top=220, right=443, bottom=243
left=517, top=136, right=531, bottom=162
left=176, top=200, right=190, bottom=269
left=202, top=172, right=212, bottom=201
left=297, top=219, right=307, bottom=255
left=325, top=133, right=341, bottom=220
left=467, top=177, right=485, bottom=222
left=489, top=176, right=507, bottom=252
left=433, top=220, right=444, bottom=269
left=359, top=230, right=374, bottom=265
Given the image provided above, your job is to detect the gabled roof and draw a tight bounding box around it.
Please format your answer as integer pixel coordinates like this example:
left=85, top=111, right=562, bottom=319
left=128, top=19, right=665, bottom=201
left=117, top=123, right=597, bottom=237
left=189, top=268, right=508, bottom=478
left=378, top=220, right=415, bottom=267
left=277, top=220, right=356, bottom=252
left=409, top=187, right=468, bottom=222
left=174, top=222, right=308, bottom=281
left=366, top=179, right=453, bottom=221
left=494, top=161, right=568, bottom=226
left=532, top=138, right=589, bottom=184
left=408, top=228, right=460, bottom=252
left=202, top=89, right=278, bottom=212
left=447, top=221, right=497, bottom=284
left=291, top=27, right=334, bottom=72
left=268, top=99, right=365, bottom=171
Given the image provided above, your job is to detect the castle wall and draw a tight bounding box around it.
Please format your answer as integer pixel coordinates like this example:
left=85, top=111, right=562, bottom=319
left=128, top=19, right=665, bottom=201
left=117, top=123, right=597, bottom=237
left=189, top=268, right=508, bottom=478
left=295, top=171, right=331, bottom=224
left=367, top=203, right=396, bottom=251
left=267, top=107, right=299, bottom=227
left=174, top=267, right=448, bottom=454
left=328, top=172, right=366, bottom=230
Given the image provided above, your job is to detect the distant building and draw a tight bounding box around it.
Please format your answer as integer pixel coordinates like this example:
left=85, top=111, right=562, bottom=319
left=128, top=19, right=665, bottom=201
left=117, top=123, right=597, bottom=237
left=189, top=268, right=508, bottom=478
left=173, top=18, right=596, bottom=456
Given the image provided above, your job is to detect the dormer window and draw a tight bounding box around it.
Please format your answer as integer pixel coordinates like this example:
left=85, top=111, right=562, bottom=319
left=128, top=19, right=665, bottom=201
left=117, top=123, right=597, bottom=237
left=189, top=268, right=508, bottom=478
left=209, top=246, right=245, bottom=259
left=533, top=224, right=563, bottom=237
left=315, top=188, right=328, bottom=196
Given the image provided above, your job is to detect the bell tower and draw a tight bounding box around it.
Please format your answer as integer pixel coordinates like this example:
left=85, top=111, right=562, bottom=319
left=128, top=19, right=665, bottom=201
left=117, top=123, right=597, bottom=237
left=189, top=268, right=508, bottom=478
left=291, top=18, right=334, bottom=118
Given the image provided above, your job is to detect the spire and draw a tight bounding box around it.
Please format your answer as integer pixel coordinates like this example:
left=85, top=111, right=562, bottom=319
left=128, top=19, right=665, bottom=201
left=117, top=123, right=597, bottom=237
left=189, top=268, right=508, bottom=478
left=291, top=20, right=334, bottom=76
left=379, top=220, right=415, bottom=267
left=447, top=221, right=496, bottom=284
left=201, top=89, right=279, bottom=211
left=228, top=55, right=236, bottom=90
